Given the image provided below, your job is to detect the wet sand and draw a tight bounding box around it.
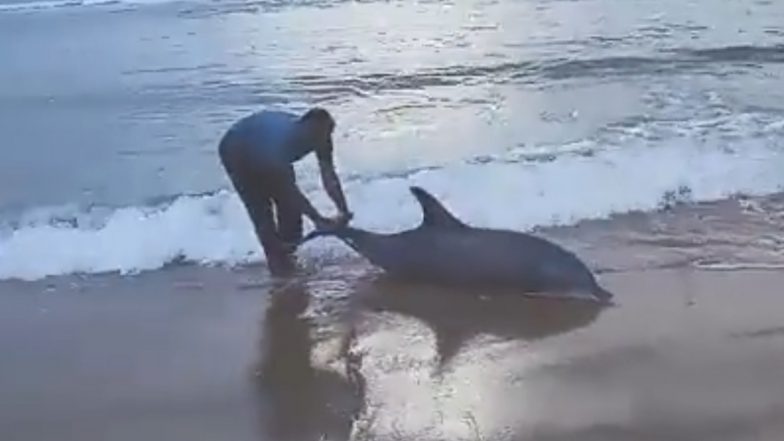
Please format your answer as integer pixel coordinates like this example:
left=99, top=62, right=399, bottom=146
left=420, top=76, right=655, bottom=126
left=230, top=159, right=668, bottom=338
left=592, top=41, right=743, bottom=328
left=2, top=266, right=783, bottom=441
left=0, top=268, right=267, bottom=441
left=2, top=195, right=784, bottom=441
left=345, top=269, right=784, bottom=441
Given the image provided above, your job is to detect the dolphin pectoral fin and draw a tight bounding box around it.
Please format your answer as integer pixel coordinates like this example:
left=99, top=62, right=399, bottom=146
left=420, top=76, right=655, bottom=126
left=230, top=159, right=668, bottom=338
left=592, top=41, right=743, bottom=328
left=299, top=228, right=329, bottom=246
left=409, top=186, right=468, bottom=229
left=298, top=223, right=347, bottom=247
left=297, top=225, right=375, bottom=259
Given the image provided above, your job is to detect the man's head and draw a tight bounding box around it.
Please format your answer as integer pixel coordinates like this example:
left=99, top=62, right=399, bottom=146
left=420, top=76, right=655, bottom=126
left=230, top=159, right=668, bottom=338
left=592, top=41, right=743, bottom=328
left=299, top=107, right=335, bottom=152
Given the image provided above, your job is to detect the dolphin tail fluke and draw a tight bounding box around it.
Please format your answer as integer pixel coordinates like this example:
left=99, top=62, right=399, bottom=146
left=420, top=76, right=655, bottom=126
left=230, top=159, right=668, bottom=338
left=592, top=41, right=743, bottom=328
left=299, top=225, right=347, bottom=246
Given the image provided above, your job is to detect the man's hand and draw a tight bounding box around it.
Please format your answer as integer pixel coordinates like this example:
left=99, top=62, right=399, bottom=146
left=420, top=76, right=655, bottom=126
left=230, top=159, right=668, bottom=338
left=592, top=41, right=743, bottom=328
left=336, top=210, right=353, bottom=225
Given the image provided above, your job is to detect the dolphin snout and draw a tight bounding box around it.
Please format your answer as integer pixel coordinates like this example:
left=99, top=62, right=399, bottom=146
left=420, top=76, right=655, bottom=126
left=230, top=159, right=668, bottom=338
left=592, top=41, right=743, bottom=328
left=592, top=285, right=615, bottom=305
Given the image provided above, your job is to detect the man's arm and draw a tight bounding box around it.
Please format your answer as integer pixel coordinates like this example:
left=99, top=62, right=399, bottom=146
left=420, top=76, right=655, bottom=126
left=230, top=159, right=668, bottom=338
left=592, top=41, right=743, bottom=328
left=278, top=166, right=330, bottom=227
left=317, top=147, right=351, bottom=219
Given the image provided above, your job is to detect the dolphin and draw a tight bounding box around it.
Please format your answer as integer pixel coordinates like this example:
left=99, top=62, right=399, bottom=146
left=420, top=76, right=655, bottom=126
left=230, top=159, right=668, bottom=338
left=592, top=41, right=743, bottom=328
left=300, top=186, right=614, bottom=303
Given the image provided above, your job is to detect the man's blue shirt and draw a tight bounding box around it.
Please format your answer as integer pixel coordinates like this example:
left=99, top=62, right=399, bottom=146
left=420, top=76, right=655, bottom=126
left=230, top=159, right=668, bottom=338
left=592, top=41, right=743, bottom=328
left=223, top=110, right=314, bottom=168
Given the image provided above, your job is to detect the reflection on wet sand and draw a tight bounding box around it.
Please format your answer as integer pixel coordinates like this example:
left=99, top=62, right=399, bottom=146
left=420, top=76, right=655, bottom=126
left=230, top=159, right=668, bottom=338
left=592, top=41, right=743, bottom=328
left=251, top=230, right=784, bottom=441
left=253, top=280, right=363, bottom=441
left=249, top=271, right=607, bottom=440
left=349, top=276, right=607, bottom=370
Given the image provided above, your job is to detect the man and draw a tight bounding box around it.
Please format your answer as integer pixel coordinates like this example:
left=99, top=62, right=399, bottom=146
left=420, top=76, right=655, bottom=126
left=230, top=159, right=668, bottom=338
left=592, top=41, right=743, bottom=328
left=218, top=107, right=352, bottom=276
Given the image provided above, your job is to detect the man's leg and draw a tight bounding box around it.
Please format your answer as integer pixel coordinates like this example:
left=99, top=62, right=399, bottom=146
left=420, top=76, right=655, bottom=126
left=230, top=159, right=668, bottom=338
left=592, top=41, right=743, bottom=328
left=267, top=166, right=304, bottom=269
left=219, top=141, right=294, bottom=276
left=272, top=166, right=304, bottom=255
left=244, top=185, right=297, bottom=276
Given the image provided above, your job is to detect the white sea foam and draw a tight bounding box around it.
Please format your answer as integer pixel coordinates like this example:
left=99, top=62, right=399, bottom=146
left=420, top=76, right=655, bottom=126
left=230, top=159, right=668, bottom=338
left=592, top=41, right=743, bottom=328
left=1, top=111, right=783, bottom=281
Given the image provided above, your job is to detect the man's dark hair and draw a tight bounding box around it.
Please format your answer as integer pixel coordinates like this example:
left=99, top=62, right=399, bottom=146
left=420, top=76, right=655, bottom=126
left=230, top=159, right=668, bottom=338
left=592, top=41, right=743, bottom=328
left=301, top=107, right=335, bottom=130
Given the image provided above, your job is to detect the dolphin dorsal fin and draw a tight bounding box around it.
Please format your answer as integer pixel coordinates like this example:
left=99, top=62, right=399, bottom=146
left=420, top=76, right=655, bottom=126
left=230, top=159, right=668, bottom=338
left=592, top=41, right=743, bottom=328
left=409, top=186, right=467, bottom=229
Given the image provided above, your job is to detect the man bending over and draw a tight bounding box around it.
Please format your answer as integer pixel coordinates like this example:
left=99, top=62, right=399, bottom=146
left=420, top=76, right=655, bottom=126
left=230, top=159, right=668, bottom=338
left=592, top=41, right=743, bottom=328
left=218, top=107, right=352, bottom=275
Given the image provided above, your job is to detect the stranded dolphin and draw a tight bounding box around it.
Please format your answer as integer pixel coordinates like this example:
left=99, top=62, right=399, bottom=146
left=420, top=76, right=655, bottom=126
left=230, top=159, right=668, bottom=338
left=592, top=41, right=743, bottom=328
left=301, top=186, right=614, bottom=303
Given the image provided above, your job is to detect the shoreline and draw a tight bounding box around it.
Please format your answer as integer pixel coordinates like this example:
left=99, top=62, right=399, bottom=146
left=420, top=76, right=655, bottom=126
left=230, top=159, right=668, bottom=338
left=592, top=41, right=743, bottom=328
left=3, top=188, right=783, bottom=287
left=2, top=184, right=783, bottom=441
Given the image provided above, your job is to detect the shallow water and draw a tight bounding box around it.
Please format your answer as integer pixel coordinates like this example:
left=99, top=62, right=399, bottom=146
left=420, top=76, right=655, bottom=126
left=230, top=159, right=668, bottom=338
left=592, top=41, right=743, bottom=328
left=1, top=0, right=784, bottom=280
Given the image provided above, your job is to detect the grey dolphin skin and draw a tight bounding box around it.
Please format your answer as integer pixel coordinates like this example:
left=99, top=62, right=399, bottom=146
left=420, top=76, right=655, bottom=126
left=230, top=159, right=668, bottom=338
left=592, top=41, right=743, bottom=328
left=300, top=186, right=614, bottom=303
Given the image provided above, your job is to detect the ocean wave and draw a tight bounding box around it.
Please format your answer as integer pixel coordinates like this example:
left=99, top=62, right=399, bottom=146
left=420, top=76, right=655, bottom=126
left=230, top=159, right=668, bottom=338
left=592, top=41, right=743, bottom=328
left=2, top=110, right=783, bottom=281
left=0, top=0, right=359, bottom=13
left=0, top=0, right=140, bottom=11
left=285, top=44, right=784, bottom=96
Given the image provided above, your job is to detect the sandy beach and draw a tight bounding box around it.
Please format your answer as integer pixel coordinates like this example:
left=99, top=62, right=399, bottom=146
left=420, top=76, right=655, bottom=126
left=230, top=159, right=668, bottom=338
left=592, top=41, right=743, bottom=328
left=2, top=194, right=784, bottom=441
